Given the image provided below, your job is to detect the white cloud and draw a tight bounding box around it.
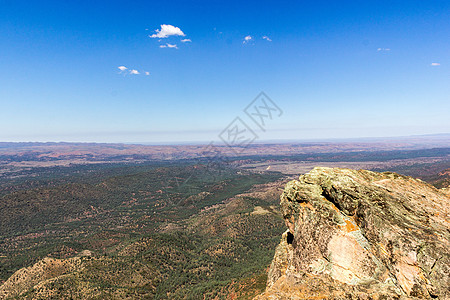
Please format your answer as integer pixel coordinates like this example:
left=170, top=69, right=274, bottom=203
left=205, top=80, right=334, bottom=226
left=431, top=62, right=440, bottom=66
left=262, top=35, right=272, bottom=42
left=160, top=43, right=178, bottom=49
left=243, top=35, right=252, bottom=44
left=149, top=24, right=185, bottom=38
left=377, top=48, right=391, bottom=52
left=117, top=66, right=149, bottom=76
left=181, top=39, right=191, bottom=43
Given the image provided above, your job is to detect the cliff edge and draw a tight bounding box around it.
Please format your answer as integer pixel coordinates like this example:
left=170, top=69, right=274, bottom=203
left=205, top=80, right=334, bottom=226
left=256, top=167, right=450, bottom=299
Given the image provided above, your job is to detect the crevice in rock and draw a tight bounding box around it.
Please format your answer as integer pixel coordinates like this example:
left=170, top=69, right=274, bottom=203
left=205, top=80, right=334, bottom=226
left=429, top=292, right=439, bottom=299
left=321, top=189, right=344, bottom=213
left=286, top=231, right=294, bottom=245
left=428, top=256, right=441, bottom=275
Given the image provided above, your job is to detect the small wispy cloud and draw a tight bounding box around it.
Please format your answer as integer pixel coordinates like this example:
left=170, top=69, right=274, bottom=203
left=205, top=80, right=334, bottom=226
left=377, top=48, right=391, bottom=52
left=181, top=39, right=192, bottom=43
left=160, top=43, right=178, bottom=49
left=262, top=35, right=272, bottom=42
left=117, top=66, right=149, bottom=76
left=243, top=35, right=252, bottom=44
left=149, top=24, right=185, bottom=38
left=431, top=62, right=441, bottom=66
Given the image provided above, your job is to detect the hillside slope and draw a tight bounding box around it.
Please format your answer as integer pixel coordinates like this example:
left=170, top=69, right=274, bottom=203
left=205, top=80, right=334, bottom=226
left=256, top=167, right=449, bottom=299
left=0, top=179, right=287, bottom=299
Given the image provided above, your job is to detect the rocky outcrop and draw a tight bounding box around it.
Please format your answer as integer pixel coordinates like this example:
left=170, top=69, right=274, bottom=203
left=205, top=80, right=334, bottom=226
left=256, top=167, right=450, bottom=299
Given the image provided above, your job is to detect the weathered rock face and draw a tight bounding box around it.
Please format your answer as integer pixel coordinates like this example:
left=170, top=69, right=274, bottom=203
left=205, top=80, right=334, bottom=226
left=256, top=167, right=450, bottom=299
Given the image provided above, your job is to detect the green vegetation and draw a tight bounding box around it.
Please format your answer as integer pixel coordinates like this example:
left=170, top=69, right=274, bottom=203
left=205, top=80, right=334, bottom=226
left=0, top=161, right=285, bottom=298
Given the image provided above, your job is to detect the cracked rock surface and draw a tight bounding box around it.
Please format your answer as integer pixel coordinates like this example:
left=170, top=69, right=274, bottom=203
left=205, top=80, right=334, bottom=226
left=256, top=167, right=450, bottom=299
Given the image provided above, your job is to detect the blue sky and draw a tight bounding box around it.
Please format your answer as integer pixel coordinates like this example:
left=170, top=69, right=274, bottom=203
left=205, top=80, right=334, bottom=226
left=0, top=0, right=449, bottom=143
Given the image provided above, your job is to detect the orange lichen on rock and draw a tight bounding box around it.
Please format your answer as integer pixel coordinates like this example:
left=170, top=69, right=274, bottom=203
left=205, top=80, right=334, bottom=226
left=342, top=218, right=358, bottom=233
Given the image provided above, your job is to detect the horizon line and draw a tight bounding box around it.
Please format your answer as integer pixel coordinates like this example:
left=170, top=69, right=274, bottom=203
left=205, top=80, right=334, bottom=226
left=1, top=132, right=449, bottom=147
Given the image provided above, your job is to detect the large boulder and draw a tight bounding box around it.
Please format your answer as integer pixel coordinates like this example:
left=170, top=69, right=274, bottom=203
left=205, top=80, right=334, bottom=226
left=256, top=167, right=450, bottom=299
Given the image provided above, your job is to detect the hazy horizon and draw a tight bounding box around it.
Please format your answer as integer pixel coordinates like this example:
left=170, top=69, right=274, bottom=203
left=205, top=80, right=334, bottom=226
left=1, top=132, right=450, bottom=146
